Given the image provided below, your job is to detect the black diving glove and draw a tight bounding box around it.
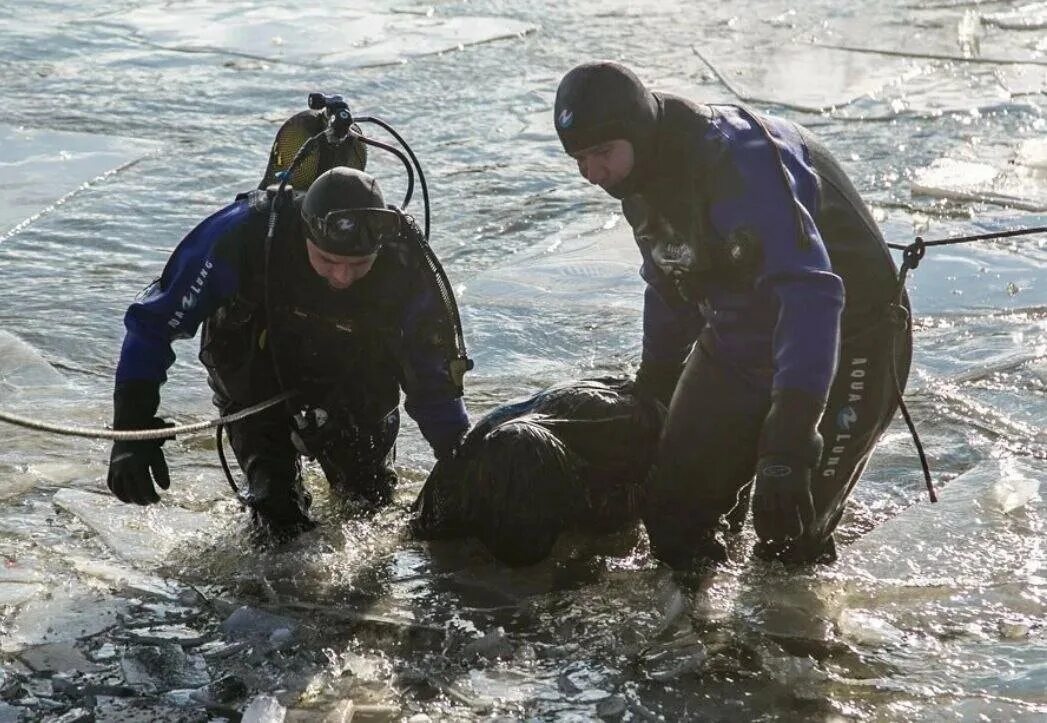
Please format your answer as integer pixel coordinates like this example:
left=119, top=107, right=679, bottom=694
left=752, top=389, right=824, bottom=544
left=107, top=381, right=174, bottom=506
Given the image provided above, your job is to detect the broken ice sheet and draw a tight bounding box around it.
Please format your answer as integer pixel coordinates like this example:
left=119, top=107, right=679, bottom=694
left=2, top=585, right=129, bottom=652
left=0, top=461, right=87, bottom=502
left=698, top=43, right=921, bottom=111
left=68, top=556, right=183, bottom=600
left=0, top=125, right=155, bottom=240
left=53, top=488, right=215, bottom=565
left=912, top=154, right=1047, bottom=212
left=114, top=1, right=534, bottom=67
left=18, top=642, right=101, bottom=674
left=845, top=457, right=1043, bottom=583
left=0, top=582, right=45, bottom=607
left=982, top=2, right=1047, bottom=31
left=996, top=66, right=1047, bottom=96
left=0, top=330, right=66, bottom=391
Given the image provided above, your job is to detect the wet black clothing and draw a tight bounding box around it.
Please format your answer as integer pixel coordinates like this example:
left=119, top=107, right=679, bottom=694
left=411, top=378, right=664, bottom=566
left=646, top=302, right=911, bottom=566
left=219, top=390, right=399, bottom=527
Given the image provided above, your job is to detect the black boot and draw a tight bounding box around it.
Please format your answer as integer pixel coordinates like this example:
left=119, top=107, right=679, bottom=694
left=647, top=521, right=729, bottom=569
left=754, top=533, right=837, bottom=565
left=644, top=466, right=730, bottom=569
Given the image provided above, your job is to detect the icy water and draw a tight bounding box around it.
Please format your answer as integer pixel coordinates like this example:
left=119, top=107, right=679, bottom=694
left=0, top=0, right=1045, bottom=720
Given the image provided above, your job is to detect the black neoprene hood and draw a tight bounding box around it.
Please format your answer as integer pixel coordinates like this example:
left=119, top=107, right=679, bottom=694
left=300, top=167, right=393, bottom=256
left=303, top=167, right=385, bottom=215
left=553, top=61, right=659, bottom=156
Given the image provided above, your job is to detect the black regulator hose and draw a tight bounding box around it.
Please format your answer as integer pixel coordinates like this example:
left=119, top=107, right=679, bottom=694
left=350, top=130, right=417, bottom=212
left=359, top=116, right=431, bottom=241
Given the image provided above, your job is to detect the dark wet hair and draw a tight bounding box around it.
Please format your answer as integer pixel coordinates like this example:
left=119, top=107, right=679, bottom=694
left=411, top=377, right=664, bottom=566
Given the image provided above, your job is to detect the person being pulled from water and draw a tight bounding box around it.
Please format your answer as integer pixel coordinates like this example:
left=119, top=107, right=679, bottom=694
left=553, top=61, right=912, bottom=567
left=411, top=377, right=665, bottom=566
left=106, top=113, right=471, bottom=541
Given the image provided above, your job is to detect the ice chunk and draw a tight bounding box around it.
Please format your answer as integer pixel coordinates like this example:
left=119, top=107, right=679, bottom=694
left=846, top=457, right=1045, bottom=583
left=2, top=587, right=129, bottom=652
left=1017, top=138, right=1047, bottom=171
left=68, top=556, right=182, bottom=600
left=53, top=489, right=214, bottom=565
left=18, top=643, right=100, bottom=673
left=462, top=627, right=513, bottom=661
left=0, top=125, right=154, bottom=240
left=0, top=583, right=44, bottom=608
left=0, top=462, right=86, bottom=503
left=914, top=157, right=1000, bottom=192
left=997, top=67, right=1047, bottom=96
left=321, top=700, right=356, bottom=723
left=0, top=473, right=45, bottom=503
left=0, top=560, right=44, bottom=584
left=912, top=155, right=1047, bottom=211
left=696, top=43, right=919, bottom=112
left=0, top=330, right=64, bottom=391
left=220, top=605, right=298, bottom=642
left=120, top=643, right=209, bottom=692
left=988, top=471, right=1041, bottom=514
left=242, top=694, right=287, bottom=723
left=983, top=2, right=1047, bottom=31
left=836, top=609, right=905, bottom=647
left=116, top=2, right=534, bottom=68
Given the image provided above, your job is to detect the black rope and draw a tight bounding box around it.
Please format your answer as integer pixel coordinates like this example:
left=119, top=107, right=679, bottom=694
left=896, top=391, right=936, bottom=503
left=887, top=225, right=1047, bottom=252
left=216, top=424, right=246, bottom=507
left=893, top=241, right=935, bottom=502
left=888, top=224, right=1046, bottom=503
left=889, top=305, right=936, bottom=503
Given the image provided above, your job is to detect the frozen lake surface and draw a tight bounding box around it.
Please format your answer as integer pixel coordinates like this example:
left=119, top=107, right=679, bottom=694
left=0, top=0, right=1044, bottom=719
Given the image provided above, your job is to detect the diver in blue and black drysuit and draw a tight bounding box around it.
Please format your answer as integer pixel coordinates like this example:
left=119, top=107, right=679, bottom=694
left=554, top=61, right=913, bottom=566
left=107, top=144, right=471, bottom=540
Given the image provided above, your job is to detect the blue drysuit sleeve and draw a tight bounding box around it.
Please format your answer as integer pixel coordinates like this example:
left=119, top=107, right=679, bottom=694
left=399, top=253, right=470, bottom=457
left=115, top=201, right=249, bottom=386
left=706, top=114, right=844, bottom=401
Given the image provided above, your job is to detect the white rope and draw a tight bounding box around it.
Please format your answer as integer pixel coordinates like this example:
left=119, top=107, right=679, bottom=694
left=0, top=391, right=296, bottom=441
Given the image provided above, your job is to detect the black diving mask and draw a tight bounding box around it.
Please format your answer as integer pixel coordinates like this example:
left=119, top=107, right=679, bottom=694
left=303, top=207, right=402, bottom=256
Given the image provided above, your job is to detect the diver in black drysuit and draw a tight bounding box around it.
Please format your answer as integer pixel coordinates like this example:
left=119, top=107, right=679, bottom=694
left=554, top=61, right=912, bottom=566
left=107, top=163, right=471, bottom=540
left=412, top=378, right=664, bottom=566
